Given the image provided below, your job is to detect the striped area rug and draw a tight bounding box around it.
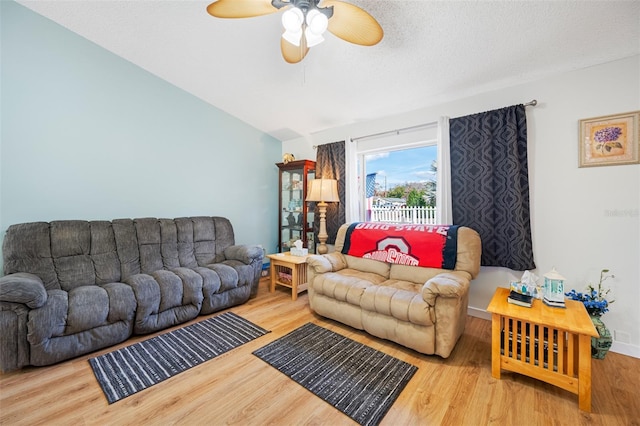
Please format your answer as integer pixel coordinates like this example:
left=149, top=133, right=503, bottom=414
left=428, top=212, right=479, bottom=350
left=89, top=312, right=269, bottom=404
left=253, top=323, right=417, bottom=426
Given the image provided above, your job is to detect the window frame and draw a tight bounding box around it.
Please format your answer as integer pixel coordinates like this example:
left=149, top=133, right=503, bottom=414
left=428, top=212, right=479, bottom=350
left=348, top=122, right=439, bottom=222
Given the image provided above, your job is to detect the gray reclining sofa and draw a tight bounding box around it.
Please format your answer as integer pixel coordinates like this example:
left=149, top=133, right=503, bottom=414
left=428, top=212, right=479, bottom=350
left=0, top=216, right=263, bottom=372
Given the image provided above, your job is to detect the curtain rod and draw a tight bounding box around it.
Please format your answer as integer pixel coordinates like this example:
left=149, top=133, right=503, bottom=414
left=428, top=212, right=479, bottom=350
left=312, top=99, right=538, bottom=148
left=350, top=121, right=437, bottom=144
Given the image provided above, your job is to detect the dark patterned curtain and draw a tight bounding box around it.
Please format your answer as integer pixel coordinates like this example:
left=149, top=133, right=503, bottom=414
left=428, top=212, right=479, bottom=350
left=314, top=141, right=346, bottom=245
left=449, top=105, right=535, bottom=270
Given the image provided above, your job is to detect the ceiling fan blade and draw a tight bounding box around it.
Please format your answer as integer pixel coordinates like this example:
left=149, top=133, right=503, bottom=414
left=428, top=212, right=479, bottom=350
left=281, top=34, right=309, bottom=64
left=322, top=0, right=383, bottom=46
left=207, top=0, right=280, bottom=18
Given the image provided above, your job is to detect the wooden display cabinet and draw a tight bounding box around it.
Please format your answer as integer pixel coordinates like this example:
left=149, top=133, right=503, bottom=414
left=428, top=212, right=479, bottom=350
left=276, top=159, right=316, bottom=253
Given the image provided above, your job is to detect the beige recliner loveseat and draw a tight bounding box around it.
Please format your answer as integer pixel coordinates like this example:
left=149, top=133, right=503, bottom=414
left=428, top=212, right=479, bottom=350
left=307, top=222, right=481, bottom=358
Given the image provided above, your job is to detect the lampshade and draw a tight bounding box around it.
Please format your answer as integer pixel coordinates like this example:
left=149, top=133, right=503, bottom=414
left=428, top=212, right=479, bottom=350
left=282, top=7, right=304, bottom=46
left=306, top=9, right=328, bottom=33
left=304, top=9, right=328, bottom=47
left=304, top=27, right=324, bottom=48
left=306, top=179, right=339, bottom=203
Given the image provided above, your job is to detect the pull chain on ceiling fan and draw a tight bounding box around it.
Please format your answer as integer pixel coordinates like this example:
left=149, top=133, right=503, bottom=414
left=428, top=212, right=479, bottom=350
left=206, top=0, right=383, bottom=63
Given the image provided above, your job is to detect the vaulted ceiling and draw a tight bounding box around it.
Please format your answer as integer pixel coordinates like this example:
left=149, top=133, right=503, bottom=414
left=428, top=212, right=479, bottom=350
left=16, top=0, right=640, bottom=142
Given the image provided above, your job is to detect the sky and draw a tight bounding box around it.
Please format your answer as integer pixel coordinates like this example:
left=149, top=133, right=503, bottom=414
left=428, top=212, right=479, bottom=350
left=365, top=145, right=437, bottom=191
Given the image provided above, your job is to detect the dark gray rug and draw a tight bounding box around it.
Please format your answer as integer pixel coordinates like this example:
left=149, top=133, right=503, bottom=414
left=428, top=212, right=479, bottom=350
left=253, top=323, right=417, bottom=426
left=89, top=312, right=269, bottom=404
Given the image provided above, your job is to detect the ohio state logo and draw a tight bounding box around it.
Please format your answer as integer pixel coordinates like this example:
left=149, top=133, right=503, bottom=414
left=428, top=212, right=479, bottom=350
left=362, top=236, right=419, bottom=266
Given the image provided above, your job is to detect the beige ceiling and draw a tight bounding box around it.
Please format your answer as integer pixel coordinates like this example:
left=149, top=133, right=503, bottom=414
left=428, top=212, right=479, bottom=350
left=16, top=0, right=640, bottom=142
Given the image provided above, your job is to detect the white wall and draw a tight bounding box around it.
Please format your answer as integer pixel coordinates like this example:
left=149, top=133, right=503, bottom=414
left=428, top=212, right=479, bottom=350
left=284, top=55, right=640, bottom=357
left=0, top=1, right=282, bottom=269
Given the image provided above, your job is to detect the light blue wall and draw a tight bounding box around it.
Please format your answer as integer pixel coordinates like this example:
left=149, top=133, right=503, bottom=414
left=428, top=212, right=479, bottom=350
left=0, top=1, right=281, bottom=273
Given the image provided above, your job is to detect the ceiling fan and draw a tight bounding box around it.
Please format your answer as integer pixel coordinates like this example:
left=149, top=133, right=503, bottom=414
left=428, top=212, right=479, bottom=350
left=206, top=0, right=383, bottom=64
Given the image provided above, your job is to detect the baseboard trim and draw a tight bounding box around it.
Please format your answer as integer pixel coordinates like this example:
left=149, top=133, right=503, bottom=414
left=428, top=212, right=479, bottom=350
left=467, top=306, right=491, bottom=321
left=610, top=341, right=640, bottom=359
left=467, top=306, right=639, bottom=359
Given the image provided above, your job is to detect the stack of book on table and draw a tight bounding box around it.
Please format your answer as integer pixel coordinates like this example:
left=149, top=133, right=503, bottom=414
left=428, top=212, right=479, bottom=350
left=507, top=290, right=533, bottom=307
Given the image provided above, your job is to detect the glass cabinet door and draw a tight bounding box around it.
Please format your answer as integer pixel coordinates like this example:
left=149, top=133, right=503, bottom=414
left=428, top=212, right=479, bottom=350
left=277, top=160, right=316, bottom=253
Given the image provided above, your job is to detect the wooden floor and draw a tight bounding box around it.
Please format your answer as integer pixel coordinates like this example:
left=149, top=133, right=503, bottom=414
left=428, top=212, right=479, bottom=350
left=1, top=278, right=638, bottom=426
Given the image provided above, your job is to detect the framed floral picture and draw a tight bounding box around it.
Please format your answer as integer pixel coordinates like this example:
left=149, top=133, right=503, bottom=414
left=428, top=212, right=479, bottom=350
left=579, top=111, right=640, bottom=167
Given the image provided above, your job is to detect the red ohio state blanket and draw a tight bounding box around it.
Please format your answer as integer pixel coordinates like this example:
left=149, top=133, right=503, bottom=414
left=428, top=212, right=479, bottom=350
left=341, top=222, right=459, bottom=269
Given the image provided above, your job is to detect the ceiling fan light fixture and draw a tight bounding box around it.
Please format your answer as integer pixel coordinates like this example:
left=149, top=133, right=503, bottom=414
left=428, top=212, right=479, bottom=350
left=304, top=28, right=324, bottom=47
left=206, top=0, right=382, bottom=63
left=306, top=8, right=328, bottom=33
left=282, top=7, right=304, bottom=46
left=283, top=28, right=303, bottom=46
left=304, top=8, right=328, bottom=47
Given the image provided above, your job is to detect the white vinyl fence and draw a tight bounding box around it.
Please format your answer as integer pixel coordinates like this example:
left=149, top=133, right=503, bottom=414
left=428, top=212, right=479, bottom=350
left=370, top=206, right=437, bottom=224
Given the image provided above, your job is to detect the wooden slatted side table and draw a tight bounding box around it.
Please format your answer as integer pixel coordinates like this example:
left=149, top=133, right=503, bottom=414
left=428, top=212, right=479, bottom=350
left=487, top=287, right=599, bottom=412
left=266, top=253, right=310, bottom=301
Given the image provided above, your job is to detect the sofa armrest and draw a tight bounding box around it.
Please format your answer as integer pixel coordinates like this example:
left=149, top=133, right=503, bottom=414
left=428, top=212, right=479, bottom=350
left=0, top=273, right=47, bottom=309
left=0, top=300, right=31, bottom=372
left=421, top=271, right=471, bottom=306
left=307, top=253, right=347, bottom=274
left=224, top=245, right=264, bottom=265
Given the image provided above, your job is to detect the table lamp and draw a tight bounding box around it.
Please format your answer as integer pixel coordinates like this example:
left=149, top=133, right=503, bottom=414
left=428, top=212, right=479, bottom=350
left=306, top=178, right=339, bottom=254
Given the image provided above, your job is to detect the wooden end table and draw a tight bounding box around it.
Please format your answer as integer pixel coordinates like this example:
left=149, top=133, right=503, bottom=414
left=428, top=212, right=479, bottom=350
left=266, top=253, right=310, bottom=301
left=487, top=287, right=599, bottom=412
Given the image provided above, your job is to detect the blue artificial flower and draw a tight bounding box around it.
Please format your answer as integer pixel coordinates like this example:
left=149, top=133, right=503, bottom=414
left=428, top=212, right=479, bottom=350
left=565, top=269, right=614, bottom=317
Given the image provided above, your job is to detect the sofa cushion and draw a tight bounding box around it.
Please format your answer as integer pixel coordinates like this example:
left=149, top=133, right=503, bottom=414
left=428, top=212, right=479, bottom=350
left=26, top=285, right=136, bottom=367
left=389, top=264, right=442, bottom=285
left=208, top=217, right=235, bottom=263
left=222, top=260, right=253, bottom=288
left=125, top=270, right=203, bottom=334
left=312, top=269, right=386, bottom=305
left=50, top=221, right=95, bottom=291
left=101, top=282, right=138, bottom=323
left=136, top=218, right=165, bottom=274
left=343, top=255, right=391, bottom=278
left=112, top=219, right=142, bottom=279
left=207, top=264, right=239, bottom=292
left=2, top=222, right=58, bottom=290
left=191, top=217, right=218, bottom=265
left=158, top=219, right=181, bottom=269
left=90, top=221, right=121, bottom=284
left=360, top=281, right=434, bottom=326
left=192, top=266, right=222, bottom=295
left=151, top=269, right=193, bottom=312
left=175, top=217, right=219, bottom=267
left=65, top=286, right=110, bottom=334
left=28, top=284, right=136, bottom=343
left=174, top=218, right=199, bottom=268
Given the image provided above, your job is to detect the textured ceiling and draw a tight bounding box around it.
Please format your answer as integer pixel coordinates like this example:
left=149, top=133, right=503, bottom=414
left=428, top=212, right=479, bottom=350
left=16, top=0, right=640, bottom=142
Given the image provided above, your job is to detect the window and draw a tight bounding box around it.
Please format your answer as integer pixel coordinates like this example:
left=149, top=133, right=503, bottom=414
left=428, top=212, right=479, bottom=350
left=364, top=146, right=437, bottom=224
left=348, top=122, right=440, bottom=223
